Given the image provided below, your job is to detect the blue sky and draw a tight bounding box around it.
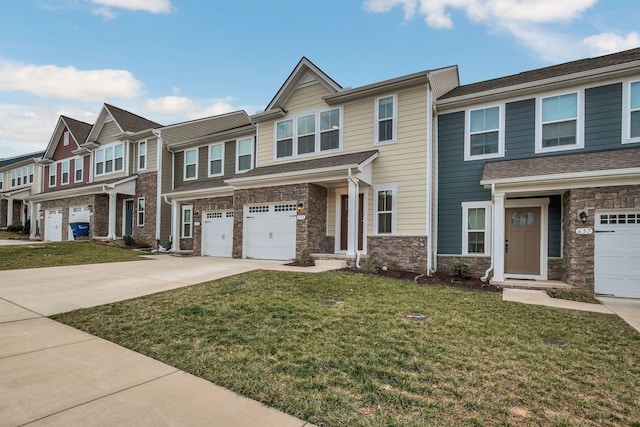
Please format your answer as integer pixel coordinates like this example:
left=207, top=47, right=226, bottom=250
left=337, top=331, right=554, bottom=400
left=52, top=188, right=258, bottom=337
left=1, top=0, right=638, bottom=157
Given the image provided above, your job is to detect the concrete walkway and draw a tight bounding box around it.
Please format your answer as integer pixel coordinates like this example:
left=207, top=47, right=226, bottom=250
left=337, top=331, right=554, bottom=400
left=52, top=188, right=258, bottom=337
left=0, top=256, right=328, bottom=426
left=503, top=288, right=640, bottom=333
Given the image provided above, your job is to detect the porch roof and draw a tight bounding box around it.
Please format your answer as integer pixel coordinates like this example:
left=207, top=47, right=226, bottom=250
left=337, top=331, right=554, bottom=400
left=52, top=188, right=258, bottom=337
left=27, top=176, right=137, bottom=202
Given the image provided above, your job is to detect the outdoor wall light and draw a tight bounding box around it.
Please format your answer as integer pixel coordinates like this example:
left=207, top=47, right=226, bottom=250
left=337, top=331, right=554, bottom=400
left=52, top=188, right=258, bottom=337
left=578, top=210, right=588, bottom=224
left=297, top=202, right=305, bottom=213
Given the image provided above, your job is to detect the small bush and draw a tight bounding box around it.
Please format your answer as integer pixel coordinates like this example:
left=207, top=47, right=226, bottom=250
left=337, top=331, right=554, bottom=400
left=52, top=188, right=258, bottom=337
left=22, top=219, right=31, bottom=235
left=451, top=262, right=470, bottom=278
left=360, top=257, right=377, bottom=274
left=122, top=235, right=135, bottom=246
left=7, top=224, right=23, bottom=232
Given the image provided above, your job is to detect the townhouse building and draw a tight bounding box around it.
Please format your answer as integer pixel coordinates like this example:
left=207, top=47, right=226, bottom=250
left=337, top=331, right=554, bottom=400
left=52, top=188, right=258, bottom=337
left=0, top=151, right=44, bottom=232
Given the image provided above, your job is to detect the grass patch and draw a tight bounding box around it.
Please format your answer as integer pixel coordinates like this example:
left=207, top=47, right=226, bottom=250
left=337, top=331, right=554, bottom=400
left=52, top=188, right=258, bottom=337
left=53, top=271, right=640, bottom=426
left=0, top=241, right=149, bottom=270
left=547, top=289, right=602, bottom=304
left=0, top=230, right=29, bottom=240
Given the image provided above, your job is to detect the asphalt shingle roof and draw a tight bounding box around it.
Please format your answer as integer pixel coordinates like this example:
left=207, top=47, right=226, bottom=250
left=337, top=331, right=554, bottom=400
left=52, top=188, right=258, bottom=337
left=62, top=116, right=92, bottom=145
left=0, top=151, right=44, bottom=169
left=105, top=104, right=162, bottom=133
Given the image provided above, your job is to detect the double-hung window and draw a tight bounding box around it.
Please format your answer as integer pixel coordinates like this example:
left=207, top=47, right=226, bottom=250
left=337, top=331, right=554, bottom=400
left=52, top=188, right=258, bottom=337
left=28, top=164, right=34, bottom=184
left=61, top=160, right=70, bottom=185
left=138, top=141, right=147, bottom=171
left=374, top=184, right=397, bottom=235
left=375, top=95, right=397, bottom=144
left=236, top=137, right=253, bottom=172
left=137, top=197, right=145, bottom=226
left=625, top=80, right=640, bottom=143
left=181, top=205, right=193, bottom=238
left=537, top=92, right=582, bottom=152
left=275, top=108, right=341, bottom=159
left=466, top=106, right=503, bottom=160
left=11, top=169, right=17, bottom=187
left=208, top=143, right=224, bottom=177
left=184, top=149, right=198, bottom=180
left=95, top=143, right=124, bottom=176
left=49, top=164, right=56, bottom=187
left=462, top=201, right=491, bottom=256
left=75, top=157, right=83, bottom=182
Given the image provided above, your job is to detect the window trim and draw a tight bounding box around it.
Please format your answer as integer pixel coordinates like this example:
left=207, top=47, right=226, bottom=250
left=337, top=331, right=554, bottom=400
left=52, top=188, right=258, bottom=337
left=183, top=148, right=198, bottom=181
left=464, top=104, right=505, bottom=161
left=63, top=130, right=70, bottom=146
left=535, top=90, right=583, bottom=154
left=74, top=156, right=83, bottom=183
left=61, top=160, right=70, bottom=185
left=137, top=197, right=145, bottom=226
left=236, top=137, right=254, bottom=173
left=207, top=143, right=225, bottom=177
left=373, top=184, right=398, bottom=235
left=49, top=164, right=57, bottom=187
left=623, top=79, right=640, bottom=145
left=0, top=173, right=3, bottom=190
left=181, top=204, right=193, bottom=238
left=138, top=140, right=147, bottom=171
left=94, top=142, right=125, bottom=176
left=461, top=201, right=492, bottom=256
left=274, top=107, right=343, bottom=160
left=374, top=94, right=398, bottom=145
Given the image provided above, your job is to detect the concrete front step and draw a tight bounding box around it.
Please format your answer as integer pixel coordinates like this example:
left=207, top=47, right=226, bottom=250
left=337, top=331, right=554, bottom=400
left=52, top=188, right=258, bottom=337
left=314, top=259, right=347, bottom=269
left=491, top=279, right=573, bottom=291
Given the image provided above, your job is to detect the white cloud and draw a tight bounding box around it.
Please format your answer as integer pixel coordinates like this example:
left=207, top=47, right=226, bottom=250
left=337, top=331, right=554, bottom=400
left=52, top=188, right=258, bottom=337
left=0, top=60, right=144, bottom=102
left=91, top=6, right=115, bottom=20
left=583, top=32, right=640, bottom=56
left=90, top=0, right=172, bottom=14
left=143, top=95, right=261, bottom=122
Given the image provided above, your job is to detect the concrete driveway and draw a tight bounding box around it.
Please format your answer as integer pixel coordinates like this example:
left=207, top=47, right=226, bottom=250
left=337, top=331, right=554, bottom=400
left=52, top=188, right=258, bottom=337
left=0, top=255, right=326, bottom=427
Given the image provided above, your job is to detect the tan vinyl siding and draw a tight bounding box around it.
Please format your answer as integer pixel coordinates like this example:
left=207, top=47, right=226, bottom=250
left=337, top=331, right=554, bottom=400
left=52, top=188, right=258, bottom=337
left=95, top=121, right=120, bottom=145
left=137, top=137, right=157, bottom=172
left=162, top=145, right=172, bottom=192
left=174, top=151, right=185, bottom=187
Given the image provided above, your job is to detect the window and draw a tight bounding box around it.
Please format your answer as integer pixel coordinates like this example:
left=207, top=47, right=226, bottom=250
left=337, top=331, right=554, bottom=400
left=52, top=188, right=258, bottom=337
left=465, top=106, right=503, bottom=160
left=374, top=184, right=397, bottom=234
left=375, top=95, right=397, bottom=144
left=181, top=205, right=193, bottom=238
left=0, top=173, right=3, bottom=190
left=138, top=141, right=147, bottom=171
left=11, top=169, right=17, bottom=187
left=95, top=142, right=125, bottom=176
left=63, top=130, right=70, bottom=146
left=236, top=137, right=253, bottom=172
left=61, top=160, right=70, bottom=185
left=462, top=201, right=491, bottom=256
left=75, top=157, right=83, bottom=182
left=208, top=143, right=224, bottom=177
left=275, top=108, right=342, bottom=159
left=624, top=80, right=640, bottom=143
left=49, top=164, right=56, bottom=187
left=184, top=149, right=197, bottom=180
left=537, top=92, right=582, bottom=152
left=137, top=197, right=145, bottom=226
left=28, top=164, right=34, bottom=184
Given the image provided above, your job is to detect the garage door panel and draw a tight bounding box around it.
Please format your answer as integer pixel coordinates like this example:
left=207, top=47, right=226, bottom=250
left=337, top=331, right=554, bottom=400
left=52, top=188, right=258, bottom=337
left=244, top=204, right=296, bottom=260
left=202, top=211, right=234, bottom=257
left=45, top=209, right=63, bottom=242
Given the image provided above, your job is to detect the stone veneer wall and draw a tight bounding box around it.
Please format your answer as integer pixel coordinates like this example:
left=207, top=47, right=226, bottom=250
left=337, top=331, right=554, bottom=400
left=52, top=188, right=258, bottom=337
left=11, top=202, right=22, bottom=226
left=133, top=172, right=158, bottom=247
left=192, top=196, right=234, bottom=255
left=232, top=183, right=327, bottom=259
left=368, top=236, right=428, bottom=274
left=437, top=255, right=491, bottom=278
left=547, top=258, right=563, bottom=281
left=562, top=185, right=640, bottom=293
left=0, top=199, right=7, bottom=227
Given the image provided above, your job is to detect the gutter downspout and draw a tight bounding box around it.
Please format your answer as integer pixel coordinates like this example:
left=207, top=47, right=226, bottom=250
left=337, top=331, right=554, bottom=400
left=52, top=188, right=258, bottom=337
left=152, top=129, right=163, bottom=246
left=163, top=195, right=173, bottom=246
left=347, top=168, right=361, bottom=269
left=426, top=77, right=434, bottom=275
left=481, top=182, right=495, bottom=282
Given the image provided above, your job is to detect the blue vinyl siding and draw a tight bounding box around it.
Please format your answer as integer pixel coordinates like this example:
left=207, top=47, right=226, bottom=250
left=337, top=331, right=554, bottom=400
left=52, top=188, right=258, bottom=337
left=584, top=83, right=622, bottom=150
left=503, top=99, right=535, bottom=159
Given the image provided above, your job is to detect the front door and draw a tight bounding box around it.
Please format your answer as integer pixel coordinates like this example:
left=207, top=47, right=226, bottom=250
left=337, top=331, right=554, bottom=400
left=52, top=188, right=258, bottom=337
left=505, top=207, right=541, bottom=276
left=124, top=199, right=134, bottom=236
left=340, top=194, right=364, bottom=251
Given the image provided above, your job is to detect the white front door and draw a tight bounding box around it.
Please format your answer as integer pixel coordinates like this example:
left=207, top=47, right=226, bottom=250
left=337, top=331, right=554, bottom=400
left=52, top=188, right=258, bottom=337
left=45, top=209, right=63, bottom=242
left=595, top=211, right=640, bottom=298
left=202, top=211, right=234, bottom=257
left=244, top=203, right=297, bottom=260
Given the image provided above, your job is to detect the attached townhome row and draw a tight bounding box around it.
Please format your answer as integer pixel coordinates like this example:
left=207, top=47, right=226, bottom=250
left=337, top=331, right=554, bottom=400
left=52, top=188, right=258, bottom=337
left=3, top=47, right=639, bottom=297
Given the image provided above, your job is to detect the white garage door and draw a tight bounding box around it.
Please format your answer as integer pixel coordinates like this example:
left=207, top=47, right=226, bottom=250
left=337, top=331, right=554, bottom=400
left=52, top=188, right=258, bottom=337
left=45, top=209, right=63, bottom=242
left=244, top=203, right=297, bottom=260
left=202, top=211, right=234, bottom=257
left=595, top=211, right=640, bottom=298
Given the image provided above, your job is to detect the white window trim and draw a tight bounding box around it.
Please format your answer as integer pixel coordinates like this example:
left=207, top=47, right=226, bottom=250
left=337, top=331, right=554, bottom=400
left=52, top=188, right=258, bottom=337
left=622, top=79, right=640, bottom=145
left=273, top=107, right=343, bottom=160
left=535, top=90, right=584, bottom=154
left=137, top=197, right=145, bottom=226
left=0, top=174, right=3, bottom=190
left=94, top=142, right=125, bottom=176
left=207, top=143, right=224, bottom=177
left=49, top=164, right=57, bottom=187
left=464, top=104, right=505, bottom=161
left=183, top=148, right=198, bottom=181
left=373, top=184, right=398, bottom=235
left=461, top=201, right=492, bottom=256
left=74, top=156, right=83, bottom=183
left=63, top=130, right=70, bottom=146
left=181, top=204, right=193, bottom=238
left=138, top=140, right=147, bottom=171
left=236, top=137, right=254, bottom=173
left=28, top=164, right=34, bottom=184
left=61, top=160, right=70, bottom=185
left=374, top=94, right=398, bottom=146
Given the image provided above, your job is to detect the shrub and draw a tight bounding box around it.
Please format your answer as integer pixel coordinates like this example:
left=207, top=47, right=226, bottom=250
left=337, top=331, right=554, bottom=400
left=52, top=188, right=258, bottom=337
left=7, top=224, right=23, bottom=232
left=294, top=248, right=315, bottom=266
left=122, top=235, right=135, bottom=246
left=361, top=257, right=377, bottom=274
left=451, top=262, right=470, bottom=278
left=22, top=219, right=31, bottom=235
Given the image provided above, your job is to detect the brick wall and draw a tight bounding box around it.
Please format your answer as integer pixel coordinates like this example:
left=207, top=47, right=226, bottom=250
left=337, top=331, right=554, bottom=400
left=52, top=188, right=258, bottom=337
left=11, top=202, right=22, bottom=226
left=133, top=172, right=158, bottom=246
left=368, top=236, right=428, bottom=274
left=0, top=199, right=7, bottom=227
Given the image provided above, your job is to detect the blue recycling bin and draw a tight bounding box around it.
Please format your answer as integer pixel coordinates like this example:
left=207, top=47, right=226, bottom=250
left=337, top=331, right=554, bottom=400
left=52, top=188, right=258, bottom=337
left=69, top=222, right=90, bottom=238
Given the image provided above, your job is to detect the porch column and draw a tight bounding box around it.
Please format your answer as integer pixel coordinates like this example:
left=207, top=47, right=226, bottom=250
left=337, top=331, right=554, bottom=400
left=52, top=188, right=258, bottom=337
left=29, top=202, right=37, bottom=239
left=493, top=192, right=506, bottom=282
left=170, top=200, right=179, bottom=252
left=6, top=198, right=13, bottom=226
left=346, top=177, right=359, bottom=255
left=108, top=192, right=117, bottom=239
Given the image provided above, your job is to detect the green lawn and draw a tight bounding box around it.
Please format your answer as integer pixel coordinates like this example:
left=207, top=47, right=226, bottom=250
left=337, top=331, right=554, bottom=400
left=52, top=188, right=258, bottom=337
left=52, top=271, right=640, bottom=426
left=0, top=241, right=149, bottom=270
left=0, top=230, right=29, bottom=240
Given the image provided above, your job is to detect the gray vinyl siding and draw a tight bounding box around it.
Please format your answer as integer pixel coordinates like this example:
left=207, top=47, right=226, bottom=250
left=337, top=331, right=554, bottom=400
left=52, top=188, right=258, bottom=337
left=503, top=99, right=535, bottom=158
left=584, top=83, right=622, bottom=150
left=173, top=141, right=237, bottom=188
left=198, top=146, right=207, bottom=180
left=174, top=151, right=185, bottom=187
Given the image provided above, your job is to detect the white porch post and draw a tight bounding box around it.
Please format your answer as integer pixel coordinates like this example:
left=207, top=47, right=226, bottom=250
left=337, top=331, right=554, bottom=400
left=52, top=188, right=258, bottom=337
left=6, top=198, right=13, bottom=226
left=171, top=200, right=179, bottom=252
left=493, top=192, right=506, bottom=282
left=346, top=177, right=359, bottom=256
left=29, top=202, right=37, bottom=239
left=108, top=192, right=117, bottom=239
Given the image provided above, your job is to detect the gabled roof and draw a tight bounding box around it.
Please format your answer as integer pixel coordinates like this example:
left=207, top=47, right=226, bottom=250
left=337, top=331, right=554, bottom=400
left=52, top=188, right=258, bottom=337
left=104, top=103, right=162, bottom=133
left=264, top=57, right=342, bottom=111
left=441, top=47, right=640, bottom=101
left=42, top=115, right=92, bottom=159
left=0, top=151, right=44, bottom=169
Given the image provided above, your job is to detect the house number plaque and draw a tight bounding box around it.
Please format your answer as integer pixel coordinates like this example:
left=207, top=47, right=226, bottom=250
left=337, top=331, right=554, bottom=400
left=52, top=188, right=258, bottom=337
left=576, top=228, right=593, bottom=235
